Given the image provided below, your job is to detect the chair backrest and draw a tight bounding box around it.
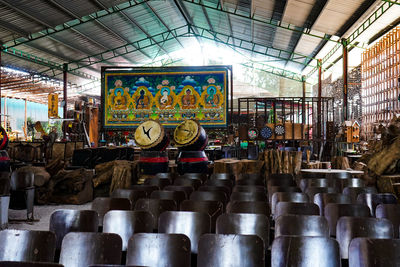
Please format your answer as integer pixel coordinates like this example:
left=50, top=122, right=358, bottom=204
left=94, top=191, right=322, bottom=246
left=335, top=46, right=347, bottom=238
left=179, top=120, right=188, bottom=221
left=209, top=173, right=234, bottom=181
left=0, top=230, right=56, bottom=262
left=143, top=178, right=171, bottom=189
left=271, top=192, right=309, bottom=215
left=130, top=185, right=159, bottom=197
left=268, top=173, right=293, bottom=180
left=103, top=210, right=154, bottom=251
left=233, top=185, right=266, bottom=193
left=226, top=201, right=270, bottom=216
left=134, top=198, right=177, bottom=230
left=299, top=178, right=339, bottom=192
left=349, top=238, right=400, bottom=267
left=180, top=173, right=207, bottom=183
left=155, top=172, right=178, bottom=180
left=10, top=171, right=34, bottom=190
left=111, top=189, right=146, bottom=207
left=326, top=172, right=352, bottom=179
left=271, top=236, right=340, bottom=267
left=336, top=216, right=394, bottom=259
left=198, top=185, right=231, bottom=197
left=275, top=215, right=329, bottom=238
left=59, top=232, right=122, bottom=267
left=268, top=186, right=301, bottom=202
left=305, top=187, right=339, bottom=201
left=173, top=178, right=202, bottom=189
left=197, top=234, right=264, bottom=267
left=314, top=193, right=352, bottom=215
left=163, top=185, right=194, bottom=198
left=267, top=179, right=296, bottom=188
left=159, top=211, right=210, bottom=253
left=216, top=213, right=269, bottom=247
left=91, top=197, right=131, bottom=226
left=126, top=233, right=190, bottom=267
left=0, top=179, right=10, bottom=196
left=376, top=203, right=400, bottom=238
left=237, top=173, right=263, bottom=181
left=324, top=203, right=371, bottom=236
left=150, top=190, right=186, bottom=206
left=180, top=200, right=223, bottom=232
left=0, top=262, right=64, bottom=267
left=236, top=178, right=264, bottom=186
left=275, top=202, right=320, bottom=218
left=231, top=191, right=267, bottom=202
left=338, top=178, right=365, bottom=190
left=342, top=186, right=377, bottom=203
left=190, top=191, right=227, bottom=205
left=357, top=193, right=398, bottom=216
left=49, top=209, right=98, bottom=250
left=205, top=178, right=233, bottom=189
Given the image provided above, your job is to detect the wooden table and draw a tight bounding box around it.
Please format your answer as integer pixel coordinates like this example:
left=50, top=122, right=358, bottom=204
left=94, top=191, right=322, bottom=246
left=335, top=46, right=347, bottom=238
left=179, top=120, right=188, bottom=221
left=301, top=169, right=364, bottom=175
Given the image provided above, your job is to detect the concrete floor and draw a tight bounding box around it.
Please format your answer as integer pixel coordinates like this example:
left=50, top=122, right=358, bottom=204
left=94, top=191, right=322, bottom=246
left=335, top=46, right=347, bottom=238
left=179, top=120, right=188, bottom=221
left=7, top=202, right=92, bottom=231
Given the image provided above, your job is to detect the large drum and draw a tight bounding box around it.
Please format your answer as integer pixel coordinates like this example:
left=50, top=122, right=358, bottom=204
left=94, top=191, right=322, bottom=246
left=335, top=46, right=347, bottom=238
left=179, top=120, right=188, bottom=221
left=177, top=151, right=209, bottom=175
left=0, top=126, right=8, bottom=151
left=139, top=151, right=169, bottom=175
left=134, top=120, right=169, bottom=151
left=174, top=120, right=208, bottom=151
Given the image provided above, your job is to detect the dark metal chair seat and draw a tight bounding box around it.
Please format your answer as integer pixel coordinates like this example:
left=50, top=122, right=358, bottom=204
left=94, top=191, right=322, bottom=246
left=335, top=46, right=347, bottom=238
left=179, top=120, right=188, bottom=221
left=179, top=173, right=207, bottom=183
left=91, top=197, right=131, bottom=227
left=314, top=193, right=352, bottom=215
left=231, top=191, right=267, bottom=202
left=190, top=190, right=228, bottom=207
left=164, top=185, right=194, bottom=199
left=272, top=236, right=341, bottom=267
left=0, top=262, right=63, bottom=267
left=233, top=185, right=266, bottom=193
left=173, top=178, right=202, bottom=190
left=134, top=198, right=177, bottom=230
left=0, top=229, right=56, bottom=262
left=275, top=202, right=320, bottom=218
left=226, top=201, right=270, bottom=216
left=159, top=211, right=210, bottom=254
left=336, top=216, right=394, bottom=259
left=103, top=210, right=154, bottom=251
left=143, top=177, right=171, bottom=189
left=342, top=186, right=377, bottom=203
left=271, top=192, right=309, bottom=215
left=49, top=209, right=99, bottom=250
left=126, top=233, right=191, bottom=267
left=198, top=185, right=231, bottom=197
left=205, top=178, right=233, bottom=189
left=209, top=173, right=234, bottom=181
left=111, top=189, right=146, bottom=208
left=268, top=186, right=301, bottom=203
left=275, top=214, right=329, bottom=238
left=59, top=232, right=122, bottom=267
left=305, top=186, right=339, bottom=201
left=180, top=199, right=223, bottom=232
left=216, top=213, right=269, bottom=248
left=376, top=203, right=400, bottom=238
left=349, top=238, right=400, bottom=267
left=324, top=203, right=371, bottom=236
left=197, top=234, right=265, bottom=267
left=299, top=178, right=340, bottom=192
left=357, top=193, right=398, bottom=216
left=150, top=190, right=186, bottom=206
left=130, top=185, right=159, bottom=197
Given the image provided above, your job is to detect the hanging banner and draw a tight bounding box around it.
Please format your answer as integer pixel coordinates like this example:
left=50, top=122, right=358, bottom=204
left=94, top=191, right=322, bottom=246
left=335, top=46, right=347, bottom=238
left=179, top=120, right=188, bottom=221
left=48, top=93, right=58, bottom=118
left=101, top=66, right=230, bottom=129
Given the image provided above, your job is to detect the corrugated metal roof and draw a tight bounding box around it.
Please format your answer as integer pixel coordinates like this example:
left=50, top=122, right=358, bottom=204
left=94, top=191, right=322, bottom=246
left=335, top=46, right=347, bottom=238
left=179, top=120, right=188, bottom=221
left=0, top=0, right=397, bottom=93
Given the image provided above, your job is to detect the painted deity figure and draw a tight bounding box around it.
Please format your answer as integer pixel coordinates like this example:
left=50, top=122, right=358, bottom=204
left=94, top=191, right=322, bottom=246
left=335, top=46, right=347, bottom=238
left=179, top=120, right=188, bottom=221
left=113, top=89, right=127, bottom=110
left=182, top=88, right=195, bottom=109
left=160, top=88, right=173, bottom=109
left=205, top=87, right=219, bottom=108
left=136, top=89, right=149, bottom=109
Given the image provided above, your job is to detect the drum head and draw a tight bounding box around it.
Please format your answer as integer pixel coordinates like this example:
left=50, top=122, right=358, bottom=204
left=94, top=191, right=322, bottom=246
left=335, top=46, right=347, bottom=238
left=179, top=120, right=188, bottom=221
left=174, top=120, right=199, bottom=146
left=135, top=120, right=163, bottom=149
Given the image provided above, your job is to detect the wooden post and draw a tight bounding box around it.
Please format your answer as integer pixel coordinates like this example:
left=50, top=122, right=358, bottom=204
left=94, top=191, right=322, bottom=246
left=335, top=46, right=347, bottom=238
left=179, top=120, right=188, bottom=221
left=342, top=38, right=349, bottom=121
left=2, top=96, right=5, bottom=129
left=63, top=63, right=68, bottom=139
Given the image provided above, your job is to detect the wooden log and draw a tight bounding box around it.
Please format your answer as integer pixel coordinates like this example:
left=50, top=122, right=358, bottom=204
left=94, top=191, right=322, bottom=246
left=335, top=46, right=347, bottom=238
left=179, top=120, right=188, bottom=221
left=368, top=136, right=400, bottom=175
left=283, top=151, right=290, bottom=174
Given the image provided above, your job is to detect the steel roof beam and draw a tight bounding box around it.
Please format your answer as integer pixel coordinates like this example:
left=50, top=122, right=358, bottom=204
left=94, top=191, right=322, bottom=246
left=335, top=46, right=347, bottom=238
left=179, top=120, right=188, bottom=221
left=188, top=25, right=316, bottom=66
left=1, top=45, right=99, bottom=81
left=180, top=0, right=339, bottom=43
left=241, top=61, right=303, bottom=82
left=218, top=0, right=234, bottom=44
left=144, top=3, right=185, bottom=49
left=46, top=0, right=137, bottom=64
left=305, top=0, right=398, bottom=79
left=4, top=0, right=151, bottom=49
left=284, top=0, right=329, bottom=68
left=173, top=0, right=203, bottom=45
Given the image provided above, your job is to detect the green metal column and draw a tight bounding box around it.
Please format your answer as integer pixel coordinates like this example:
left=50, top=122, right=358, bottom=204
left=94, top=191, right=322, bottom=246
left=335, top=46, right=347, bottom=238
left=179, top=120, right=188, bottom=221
left=317, top=59, right=322, bottom=141
left=63, top=63, right=68, bottom=139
